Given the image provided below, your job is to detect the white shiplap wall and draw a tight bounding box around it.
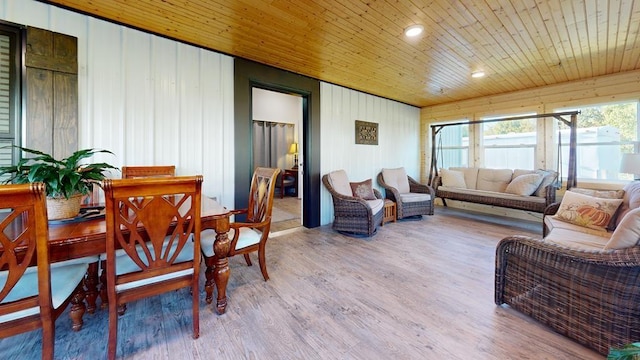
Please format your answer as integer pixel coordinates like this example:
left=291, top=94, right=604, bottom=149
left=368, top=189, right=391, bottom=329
left=320, top=83, right=420, bottom=225
left=0, top=0, right=235, bottom=207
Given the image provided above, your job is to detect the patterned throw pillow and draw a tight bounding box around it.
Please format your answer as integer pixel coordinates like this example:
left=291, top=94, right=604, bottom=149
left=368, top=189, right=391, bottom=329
left=350, top=179, right=376, bottom=200
left=505, top=173, right=543, bottom=196
left=553, top=191, right=623, bottom=231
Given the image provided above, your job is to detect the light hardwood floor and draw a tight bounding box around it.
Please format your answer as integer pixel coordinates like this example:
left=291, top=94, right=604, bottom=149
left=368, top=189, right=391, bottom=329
left=0, top=208, right=602, bottom=359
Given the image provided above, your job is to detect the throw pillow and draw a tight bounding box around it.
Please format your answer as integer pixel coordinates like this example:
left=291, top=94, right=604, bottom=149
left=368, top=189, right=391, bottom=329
left=350, top=179, right=376, bottom=200
left=553, top=191, right=623, bottom=231
left=440, top=169, right=467, bottom=188
left=505, top=173, right=543, bottom=196
left=616, top=181, right=640, bottom=228
left=604, top=207, right=640, bottom=250
left=569, top=188, right=625, bottom=231
left=534, top=169, right=558, bottom=197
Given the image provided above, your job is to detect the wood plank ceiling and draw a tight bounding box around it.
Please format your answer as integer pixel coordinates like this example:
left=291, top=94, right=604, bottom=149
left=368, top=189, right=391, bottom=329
left=41, top=0, right=640, bottom=108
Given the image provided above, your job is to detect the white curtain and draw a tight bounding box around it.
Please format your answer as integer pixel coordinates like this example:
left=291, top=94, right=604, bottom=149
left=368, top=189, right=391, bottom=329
left=253, top=121, right=295, bottom=169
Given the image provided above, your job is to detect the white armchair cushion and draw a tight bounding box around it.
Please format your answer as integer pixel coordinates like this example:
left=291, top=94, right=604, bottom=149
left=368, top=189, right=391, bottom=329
left=382, top=167, right=410, bottom=194
left=327, top=170, right=353, bottom=197
left=366, top=198, right=384, bottom=215
left=399, top=193, right=431, bottom=203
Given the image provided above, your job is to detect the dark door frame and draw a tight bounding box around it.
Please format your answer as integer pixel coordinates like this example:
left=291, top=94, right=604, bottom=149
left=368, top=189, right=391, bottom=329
left=234, top=58, right=320, bottom=228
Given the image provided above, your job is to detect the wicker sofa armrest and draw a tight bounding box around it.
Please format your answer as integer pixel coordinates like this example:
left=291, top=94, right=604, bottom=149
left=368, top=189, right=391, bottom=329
left=431, top=175, right=442, bottom=190
left=495, top=235, right=640, bottom=355
left=544, top=183, right=557, bottom=206
left=408, top=176, right=435, bottom=199
left=544, top=202, right=560, bottom=216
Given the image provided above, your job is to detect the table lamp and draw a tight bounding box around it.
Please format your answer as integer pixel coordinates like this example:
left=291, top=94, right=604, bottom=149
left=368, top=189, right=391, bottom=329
left=289, top=142, right=298, bottom=169
left=620, top=153, right=640, bottom=180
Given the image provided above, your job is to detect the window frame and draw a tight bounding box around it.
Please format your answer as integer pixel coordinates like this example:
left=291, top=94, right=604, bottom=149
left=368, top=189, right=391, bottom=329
left=0, top=21, right=25, bottom=168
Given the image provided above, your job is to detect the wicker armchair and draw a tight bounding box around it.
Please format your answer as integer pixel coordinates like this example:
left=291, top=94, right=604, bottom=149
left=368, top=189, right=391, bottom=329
left=377, top=168, right=435, bottom=219
left=322, top=170, right=384, bottom=237
left=495, top=235, right=640, bottom=355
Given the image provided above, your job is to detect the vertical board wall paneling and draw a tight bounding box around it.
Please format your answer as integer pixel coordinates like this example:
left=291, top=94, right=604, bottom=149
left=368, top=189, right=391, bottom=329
left=177, top=43, right=203, bottom=174
left=152, top=36, right=179, bottom=166
left=320, top=82, right=420, bottom=225
left=87, top=18, right=125, bottom=175
left=123, top=29, right=154, bottom=165
left=0, top=0, right=236, bottom=205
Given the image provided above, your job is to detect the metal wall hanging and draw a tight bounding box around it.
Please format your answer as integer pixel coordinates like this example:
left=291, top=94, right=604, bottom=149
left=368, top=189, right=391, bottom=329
left=355, top=120, right=378, bottom=145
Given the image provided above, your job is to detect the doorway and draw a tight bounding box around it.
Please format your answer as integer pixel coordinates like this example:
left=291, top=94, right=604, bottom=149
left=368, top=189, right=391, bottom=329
left=233, top=58, right=321, bottom=229
left=252, top=87, right=303, bottom=232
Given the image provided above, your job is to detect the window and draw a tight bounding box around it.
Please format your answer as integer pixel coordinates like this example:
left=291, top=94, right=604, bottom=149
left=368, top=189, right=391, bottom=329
left=0, top=23, right=22, bottom=170
left=435, top=121, right=468, bottom=168
left=482, top=114, right=537, bottom=169
left=557, top=101, right=638, bottom=181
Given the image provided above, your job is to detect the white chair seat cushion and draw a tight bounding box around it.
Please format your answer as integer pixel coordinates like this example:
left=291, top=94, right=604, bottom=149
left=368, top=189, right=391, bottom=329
left=0, top=259, right=90, bottom=323
left=366, top=198, right=384, bottom=215
left=113, top=235, right=195, bottom=292
left=399, top=192, right=431, bottom=203
left=200, top=227, right=262, bottom=258
left=544, top=228, right=610, bottom=252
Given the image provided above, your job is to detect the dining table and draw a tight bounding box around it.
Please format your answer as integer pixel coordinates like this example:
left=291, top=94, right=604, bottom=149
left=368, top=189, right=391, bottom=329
left=40, top=196, right=233, bottom=330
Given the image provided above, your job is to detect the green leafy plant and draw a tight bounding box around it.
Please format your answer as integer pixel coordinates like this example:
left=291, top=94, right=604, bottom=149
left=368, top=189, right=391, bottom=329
left=0, top=146, right=118, bottom=199
left=608, top=343, right=640, bottom=360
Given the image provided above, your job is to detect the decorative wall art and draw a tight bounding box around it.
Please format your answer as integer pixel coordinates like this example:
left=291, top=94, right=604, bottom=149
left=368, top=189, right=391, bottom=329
left=355, top=120, right=378, bottom=145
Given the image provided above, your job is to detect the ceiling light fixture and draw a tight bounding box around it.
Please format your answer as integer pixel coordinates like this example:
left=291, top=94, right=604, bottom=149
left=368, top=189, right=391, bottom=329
left=404, top=24, right=424, bottom=37
left=471, top=70, right=486, bottom=78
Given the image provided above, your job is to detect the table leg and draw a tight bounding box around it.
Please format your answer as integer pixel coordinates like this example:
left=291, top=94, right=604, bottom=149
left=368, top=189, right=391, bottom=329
left=69, top=283, right=86, bottom=331
left=84, top=261, right=99, bottom=314
left=212, top=218, right=230, bottom=314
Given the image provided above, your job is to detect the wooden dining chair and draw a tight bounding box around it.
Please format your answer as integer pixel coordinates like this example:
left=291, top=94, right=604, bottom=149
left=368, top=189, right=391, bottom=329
left=98, top=164, right=178, bottom=305
left=200, top=167, right=280, bottom=304
left=102, top=176, right=202, bottom=360
left=121, top=165, right=176, bottom=179
left=0, top=183, right=90, bottom=360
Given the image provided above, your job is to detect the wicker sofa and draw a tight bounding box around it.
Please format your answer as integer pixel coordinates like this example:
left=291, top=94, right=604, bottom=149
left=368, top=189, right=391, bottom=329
left=431, top=167, right=557, bottom=213
left=322, top=170, right=384, bottom=237
left=495, top=184, right=640, bottom=355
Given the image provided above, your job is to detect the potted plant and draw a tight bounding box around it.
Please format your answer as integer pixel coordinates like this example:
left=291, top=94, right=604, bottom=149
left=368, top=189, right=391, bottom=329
left=0, top=146, right=119, bottom=220
left=609, top=343, right=640, bottom=359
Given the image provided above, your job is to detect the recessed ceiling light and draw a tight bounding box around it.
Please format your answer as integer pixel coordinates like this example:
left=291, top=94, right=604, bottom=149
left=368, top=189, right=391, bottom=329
left=471, top=70, right=486, bottom=78
left=404, top=24, right=424, bottom=37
